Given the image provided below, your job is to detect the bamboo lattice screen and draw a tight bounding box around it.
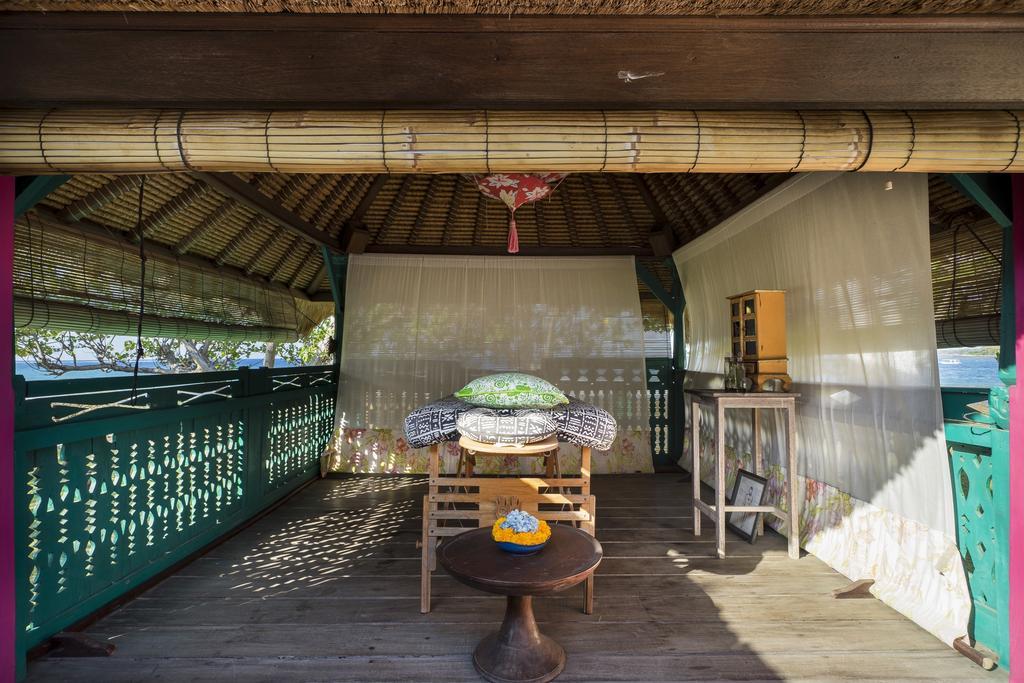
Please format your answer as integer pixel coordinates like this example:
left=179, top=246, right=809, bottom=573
left=1, top=109, right=1022, bottom=175
left=14, top=209, right=332, bottom=341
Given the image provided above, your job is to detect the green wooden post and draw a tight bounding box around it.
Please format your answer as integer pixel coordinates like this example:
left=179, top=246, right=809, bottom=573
left=322, top=248, right=348, bottom=380
left=945, top=173, right=1014, bottom=426
left=668, top=259, right=686, bottom=470
left=13, top=176, right=70, bottom=219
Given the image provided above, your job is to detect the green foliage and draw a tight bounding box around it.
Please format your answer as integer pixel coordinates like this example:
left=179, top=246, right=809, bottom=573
left=15, top=316, right=336, bottom=376
left=278, top=316, right=335, bottom=367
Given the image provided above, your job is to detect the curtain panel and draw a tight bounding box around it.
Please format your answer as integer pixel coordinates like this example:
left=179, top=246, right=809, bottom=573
left=674, top=173, right=970, bottom=645
left=330, top=254, right=652, bottom=474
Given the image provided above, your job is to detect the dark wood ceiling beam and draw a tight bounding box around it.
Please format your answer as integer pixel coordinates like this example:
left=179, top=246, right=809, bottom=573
left=194, top=172, right=344, bottom=252
left=4, top=15, right=1024, bottom=109
left=607, top=175, right=643, bottom=243
left=438, top=176, right=461, bottom=247
left=305, top=261, right=328, bottom=296
left=407, top=176, right=437, bottom=245
left=579, top=176, right=610, bottom=246
left=366, top=245, right=654, bottom=257
left=560, top=182, right=581, bottom=248
left=376, top=175, right=414, bottom=244
left=340, top=174, right=388, bottom=249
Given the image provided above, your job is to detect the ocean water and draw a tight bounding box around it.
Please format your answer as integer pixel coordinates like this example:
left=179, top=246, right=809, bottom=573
left=936, top=352, right=1001, bottom=389
left=14, top=358, right=292, bottom=382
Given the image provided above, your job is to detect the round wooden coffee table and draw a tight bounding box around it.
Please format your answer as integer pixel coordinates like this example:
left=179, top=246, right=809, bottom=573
left=438, top=525, right=602, bottom=683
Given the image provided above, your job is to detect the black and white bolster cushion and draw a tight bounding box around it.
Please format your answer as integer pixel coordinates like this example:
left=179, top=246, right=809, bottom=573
left=455, top=408, right=558, bottom=445
left=404, top=395, right=619, bottom=451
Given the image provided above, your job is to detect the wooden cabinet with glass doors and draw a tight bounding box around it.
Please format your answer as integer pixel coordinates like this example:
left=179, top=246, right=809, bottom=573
left=729, top=290, right=792, bottom=391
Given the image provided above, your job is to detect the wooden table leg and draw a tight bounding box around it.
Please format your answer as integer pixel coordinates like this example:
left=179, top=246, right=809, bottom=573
left=786, top=399, right=800, bottom=559
left=753, top=407, right=764, bottom=537
left=692, top=397, right=701, bottom=537
left=716, top=399, right=727, bottom=559
left=420, top=495, right=432, bottom=614
left=473, top=595, right=565, bottom=683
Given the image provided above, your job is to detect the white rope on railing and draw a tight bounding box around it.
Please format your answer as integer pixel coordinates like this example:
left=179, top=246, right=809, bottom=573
left=50, top=393, right=151, bottom=423
left=176, top=384, right=233, bottom=406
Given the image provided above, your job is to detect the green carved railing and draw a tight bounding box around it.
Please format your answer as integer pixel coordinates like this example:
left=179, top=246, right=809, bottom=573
left=12, top=365, right=337, bottom=672
left=941, top=387, right=1010, bottom=668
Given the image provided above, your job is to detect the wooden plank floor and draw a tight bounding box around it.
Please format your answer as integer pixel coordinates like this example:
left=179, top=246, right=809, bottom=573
left=28, top=474, right=1005, bottom=682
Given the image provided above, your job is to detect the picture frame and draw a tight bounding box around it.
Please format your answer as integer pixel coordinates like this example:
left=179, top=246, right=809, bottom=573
left=727, top=469, right=769, bottom=544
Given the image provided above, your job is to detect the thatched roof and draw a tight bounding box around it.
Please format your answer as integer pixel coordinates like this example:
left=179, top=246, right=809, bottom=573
left=1, top=0, right=1019, bottom=12
left=15, top=169, right=1004, bottom=346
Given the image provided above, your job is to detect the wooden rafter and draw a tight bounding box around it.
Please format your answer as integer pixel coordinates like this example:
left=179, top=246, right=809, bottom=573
left=377, top=176, right=414, bottom=244
left=560, top=180, right=581, bottom=248
left=215, top=215, right=263, bottom=267
left=173, top=199, right=233, bottom=255
left=442, top=177, right=464, bottom=247
left=251, top=176, right=315, bottom=272
left=579, top=176, right=609, bottom=244
left=57, top=176, right=140, bottom=223
left=407, top=175, right=437, bottom=245
left=194, top=172, right=343, bottom=252
left=139, top=183, right=210, bottom=238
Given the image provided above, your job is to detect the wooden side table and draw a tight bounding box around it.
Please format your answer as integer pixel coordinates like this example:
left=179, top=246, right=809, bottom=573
left=687, top=390, right=801, bottom=560
left=439, top=525, right=602, bottom=683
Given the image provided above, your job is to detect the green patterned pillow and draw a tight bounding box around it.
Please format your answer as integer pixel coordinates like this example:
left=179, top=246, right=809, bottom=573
left=455, top=373, right=569, bottom=409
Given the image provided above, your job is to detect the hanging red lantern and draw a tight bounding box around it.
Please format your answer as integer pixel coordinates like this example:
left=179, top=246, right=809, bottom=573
left=474, top=173, right=567, bottom=254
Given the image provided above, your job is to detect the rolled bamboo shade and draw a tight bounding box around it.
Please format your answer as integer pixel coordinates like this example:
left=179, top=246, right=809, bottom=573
left=14, top=209, right=332, bottom=341
left=1, top=109, right=1021, bottom=175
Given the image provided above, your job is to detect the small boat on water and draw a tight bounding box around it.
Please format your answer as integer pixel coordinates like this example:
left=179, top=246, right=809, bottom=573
left=939, top=358, right=962, bottom=366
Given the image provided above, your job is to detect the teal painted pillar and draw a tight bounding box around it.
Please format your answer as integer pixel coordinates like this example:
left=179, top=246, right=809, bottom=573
left=2, top=177, right=19, bottom=681
left=998, top=222, right=1016, bottom=386
left=668, top=259, right=686, bottom=470
left=321, top=248, right=348, bottom=379
left=1007, top=174, right=1023, bottom=680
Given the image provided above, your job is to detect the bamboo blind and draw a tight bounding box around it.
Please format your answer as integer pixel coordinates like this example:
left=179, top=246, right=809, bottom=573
left=1, top=109, right=1021, bottom=175
left=14, top=209, right=332, bottom=341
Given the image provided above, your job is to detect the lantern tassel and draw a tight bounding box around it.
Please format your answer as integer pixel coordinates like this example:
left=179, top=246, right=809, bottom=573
left=507, top=216, right=519, bottom=254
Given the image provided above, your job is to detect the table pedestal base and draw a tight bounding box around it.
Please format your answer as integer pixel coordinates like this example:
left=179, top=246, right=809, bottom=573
left=473, top=596, right=566, bottom=683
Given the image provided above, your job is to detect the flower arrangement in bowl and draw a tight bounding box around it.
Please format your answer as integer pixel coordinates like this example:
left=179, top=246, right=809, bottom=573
left=492, top=509, right=552, bottom=554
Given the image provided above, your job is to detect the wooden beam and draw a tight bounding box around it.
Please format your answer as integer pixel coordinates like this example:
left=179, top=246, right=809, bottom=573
left=24, top=207, right=312, bottom=302
left=58, top=176, right=141, bottom=223
left=635, top=261, right=676, bottom=310
left=14, top=176, right=69, bottom=218
left=365, top=245, right=654, bottom=257
left=305, top=261, right=328, bottom=296
left=3, top=15, right=1024, bottom=109
left=340, top=175, right=388, bottom=251
left=194, top=172, right=343, bottom=252
left=945, top=174, right=1013, bottom=229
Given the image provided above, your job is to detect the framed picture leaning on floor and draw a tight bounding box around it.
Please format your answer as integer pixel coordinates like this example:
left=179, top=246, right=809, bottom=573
left=727, top=469, right=769, bottom=544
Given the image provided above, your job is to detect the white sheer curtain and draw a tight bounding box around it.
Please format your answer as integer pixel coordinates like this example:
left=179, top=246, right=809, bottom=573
left=335, top=254, right=652, bottom=473
left=674, top=172, right=968, bottom=643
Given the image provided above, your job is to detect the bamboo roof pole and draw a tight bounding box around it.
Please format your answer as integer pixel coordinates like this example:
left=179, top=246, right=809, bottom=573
left=0, top=109, right=1021, bottom=174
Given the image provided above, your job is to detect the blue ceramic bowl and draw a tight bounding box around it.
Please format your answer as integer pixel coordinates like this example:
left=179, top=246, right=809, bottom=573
left=496, top=540, right=548, bottom=555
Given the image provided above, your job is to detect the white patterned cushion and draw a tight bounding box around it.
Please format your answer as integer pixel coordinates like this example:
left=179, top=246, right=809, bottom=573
left=456, top=408, right=558, bottom=445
